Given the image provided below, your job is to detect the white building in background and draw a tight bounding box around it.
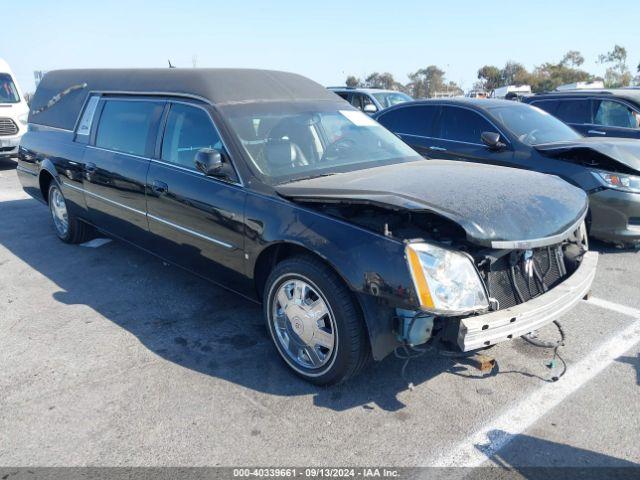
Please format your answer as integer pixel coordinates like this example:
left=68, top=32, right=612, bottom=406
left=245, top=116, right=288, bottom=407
left=490, top=85, right=532, bottom=100
left=556, top=81, right=605, bottom=91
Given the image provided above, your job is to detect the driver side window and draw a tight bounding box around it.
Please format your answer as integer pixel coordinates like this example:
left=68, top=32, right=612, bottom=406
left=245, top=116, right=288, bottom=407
left=438, top=106, right=493, bottom=144
left=161, top=103, right=223, bottom=170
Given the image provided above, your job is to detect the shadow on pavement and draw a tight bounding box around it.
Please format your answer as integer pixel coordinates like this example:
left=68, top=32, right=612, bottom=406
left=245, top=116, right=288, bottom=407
left=475, top=429, right=639, bottom=476
left=616, top=354, right=639, bottom=386
left=0, top=198, right=465, bottom=412
left=0, top=157, right=17, bottom=171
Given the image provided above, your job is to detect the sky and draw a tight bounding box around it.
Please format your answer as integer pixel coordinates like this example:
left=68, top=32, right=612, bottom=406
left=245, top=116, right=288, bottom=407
left=3, top=0, right=639, bottom=94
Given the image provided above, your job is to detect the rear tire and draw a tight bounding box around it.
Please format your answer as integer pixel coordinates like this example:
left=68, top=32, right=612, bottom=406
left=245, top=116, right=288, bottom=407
left=263, top=255, right=370, bottom=385
left=48, top=182, right=90, bottom=244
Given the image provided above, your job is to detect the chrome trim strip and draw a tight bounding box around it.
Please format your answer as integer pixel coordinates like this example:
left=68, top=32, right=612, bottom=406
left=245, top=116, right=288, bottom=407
left=16, top=165, right=38, bottom=176
left=85, top=144, right=151, bottom=162
left=489, top=209, right=588, bottom=249
left=61, top=182, right=234, bottom=249
left=63, top=182, right=147, bottom=216
left=28, top=123, right=74, bottom=133
left=147, top=214, right=234, bottom=249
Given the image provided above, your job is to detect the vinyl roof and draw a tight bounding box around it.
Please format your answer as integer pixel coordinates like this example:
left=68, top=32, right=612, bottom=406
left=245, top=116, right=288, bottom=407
left=29, top=68, right=339, bottom=130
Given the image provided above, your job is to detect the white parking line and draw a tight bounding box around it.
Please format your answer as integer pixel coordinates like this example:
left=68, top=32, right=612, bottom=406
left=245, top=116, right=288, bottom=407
left=428, top=298, right=640, bottom=467
left=587, top=296, right=640, bottom=318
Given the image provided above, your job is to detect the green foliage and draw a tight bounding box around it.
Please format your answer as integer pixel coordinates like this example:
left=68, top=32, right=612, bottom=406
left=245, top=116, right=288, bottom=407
left=344, top=46, right=635, bottom=96
left=598, top=45, right=632, bottom=87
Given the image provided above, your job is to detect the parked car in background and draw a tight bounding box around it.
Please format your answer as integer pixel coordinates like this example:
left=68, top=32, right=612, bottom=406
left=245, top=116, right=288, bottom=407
left=18, top=69, right=595, bottom=384
left=328, top=87, right=412, bottom=114
left=524, top=89, right=640, bottom=139
left=491, top=85, right=532, bottom=101
left=0, top=58, right=29, bottom=160
left=375, top=99, right=640, bottom=246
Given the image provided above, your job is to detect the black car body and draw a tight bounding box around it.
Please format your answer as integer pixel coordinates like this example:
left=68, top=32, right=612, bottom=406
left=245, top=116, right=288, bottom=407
left=524, top=89, right=640, bottom=139
left=17, top=69, right=596, bottom=384
left=375, top=99, right=640, bottom=246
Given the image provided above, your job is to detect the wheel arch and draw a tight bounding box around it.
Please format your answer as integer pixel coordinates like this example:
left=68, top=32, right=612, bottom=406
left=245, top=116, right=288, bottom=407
left=38, top=160, right=59, bottom=204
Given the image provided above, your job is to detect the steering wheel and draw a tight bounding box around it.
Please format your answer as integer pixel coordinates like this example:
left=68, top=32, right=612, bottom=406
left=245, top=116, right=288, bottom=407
left=321, top=137, right=357, bottom=162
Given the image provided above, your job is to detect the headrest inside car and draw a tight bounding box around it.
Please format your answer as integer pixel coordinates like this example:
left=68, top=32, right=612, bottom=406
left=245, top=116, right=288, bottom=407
left=264, top=138, right=293, bottom=168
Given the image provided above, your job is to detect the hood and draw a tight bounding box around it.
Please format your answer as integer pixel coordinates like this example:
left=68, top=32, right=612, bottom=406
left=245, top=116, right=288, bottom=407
left=276, top=160, right=588, bottom=248
left=535, top=137, right=640, bottom=173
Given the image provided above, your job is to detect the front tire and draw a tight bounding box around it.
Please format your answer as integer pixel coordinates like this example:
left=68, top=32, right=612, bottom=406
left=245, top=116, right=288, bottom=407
left=264, top=256, right=370, bottom=385
left=48, top=182, right=90, bottom=244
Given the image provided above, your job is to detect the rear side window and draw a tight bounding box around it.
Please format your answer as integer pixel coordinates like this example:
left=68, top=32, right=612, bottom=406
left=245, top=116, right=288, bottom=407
left=594, top=100, right=640, bottom=129
left=438, top=106, right=493, bottom=144
left=377, top=105, right=438, bottom=137
left=95, top=100, right=163, bottom=156
left=334, top=91, right=350, bottom=102
left=76, top=95, right=100, bottom=137
left=554, top=99, right=590, bottom=124
left=161, top=103, right=223, bottom=169
left=530, top=100, right=559, bottom=115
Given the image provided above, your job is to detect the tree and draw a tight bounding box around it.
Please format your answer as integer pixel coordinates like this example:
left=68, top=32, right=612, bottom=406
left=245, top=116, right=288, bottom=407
left=477, top=65, right=502, bottom=91
left=501, top=61, right=531, bottom=86
left=530, top=51, right=592, bottom=92
left=406, top=65, right=445, bottom=98
left=364, top=72, right=402, bottom=90
left=345, top=76, right=361, bottom=87
left=560, top=50, right=584, bottom=68
left=598, top=45, right=632, bottom=87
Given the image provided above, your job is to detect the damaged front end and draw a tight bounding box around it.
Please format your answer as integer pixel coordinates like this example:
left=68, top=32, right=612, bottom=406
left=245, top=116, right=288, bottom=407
left=276, top=159, right=597, bottom=354
left=289, top=196, right=596, bottom=353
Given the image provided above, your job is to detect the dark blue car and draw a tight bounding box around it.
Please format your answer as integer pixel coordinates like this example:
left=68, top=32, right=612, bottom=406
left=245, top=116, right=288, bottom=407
left=375, top=98, right=640, bottom=247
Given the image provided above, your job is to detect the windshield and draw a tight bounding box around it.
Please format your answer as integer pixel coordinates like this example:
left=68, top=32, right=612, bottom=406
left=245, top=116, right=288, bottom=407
left=226, top=104, right=420, bottom=184
left=372, top=91, right=413, bottom=109
left=489, top=104, right=582, bottom=145
left=0, top=73, right=20, bottom=103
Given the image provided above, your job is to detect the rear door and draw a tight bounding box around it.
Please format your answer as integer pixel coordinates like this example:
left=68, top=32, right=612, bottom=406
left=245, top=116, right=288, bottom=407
left=543, top=98, right=591, bottom=135
left=590, top=98, right=640, bottom=139
left=430, top=106, right=515, bottom=166
left=83, top=97, right=164, bottom=242
left=145, top=101, right=247, bottom=290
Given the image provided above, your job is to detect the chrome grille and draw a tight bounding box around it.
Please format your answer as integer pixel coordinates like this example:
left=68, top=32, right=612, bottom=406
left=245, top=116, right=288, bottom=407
left=0, top=117, right=19, bottom=136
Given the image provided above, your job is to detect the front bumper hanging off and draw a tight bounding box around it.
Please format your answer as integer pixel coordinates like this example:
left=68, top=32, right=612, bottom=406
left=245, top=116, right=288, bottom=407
left=457, top=251, right=598, bottom=351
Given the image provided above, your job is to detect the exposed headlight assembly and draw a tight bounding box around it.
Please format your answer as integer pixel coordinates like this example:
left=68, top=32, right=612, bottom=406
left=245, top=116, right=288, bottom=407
left=18, top=113, right=29, bottom=126
left=405, top=243, right=489, bottom=315
left=593, top=170, right=640, bottom=194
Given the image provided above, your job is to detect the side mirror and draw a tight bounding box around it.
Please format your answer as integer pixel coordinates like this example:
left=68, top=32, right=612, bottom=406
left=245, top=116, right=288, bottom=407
left=195, top=148, right=224, bottom=176
left=481, top=131, right=506, bottom=150
left=363, top=103, right=378, bottom=114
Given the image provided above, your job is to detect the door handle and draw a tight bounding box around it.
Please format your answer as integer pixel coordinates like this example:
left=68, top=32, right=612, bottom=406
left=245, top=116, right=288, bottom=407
left=85, top=162, right=97, bottom=173
left=588, top=130, right=606, bottom=135
left=429, top=146, right=447, bottom=152
left=152, top=180, right=168, bottom=195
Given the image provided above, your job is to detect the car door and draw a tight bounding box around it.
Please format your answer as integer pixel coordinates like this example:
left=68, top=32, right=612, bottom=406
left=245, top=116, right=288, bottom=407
left=375, top=104, right=440, bottom=157
left=590, top=98, right=640, bottom=139
left=547, top=98, right=592, bottom=135
left=145, top=101, right=247, bottom=291
left=83, top=97, right=164, bottom=243
left=430, top=106, right=515, bottom=166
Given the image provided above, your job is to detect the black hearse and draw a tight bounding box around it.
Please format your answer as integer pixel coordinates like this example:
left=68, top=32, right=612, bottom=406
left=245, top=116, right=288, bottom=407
left=17, top=69, right=597, bottom=384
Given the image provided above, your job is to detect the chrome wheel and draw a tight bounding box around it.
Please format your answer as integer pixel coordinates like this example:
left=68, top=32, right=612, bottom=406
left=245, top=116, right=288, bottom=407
left=271, top=278, right=337, bottom=370
left=49, top=186, right=69, bottom=238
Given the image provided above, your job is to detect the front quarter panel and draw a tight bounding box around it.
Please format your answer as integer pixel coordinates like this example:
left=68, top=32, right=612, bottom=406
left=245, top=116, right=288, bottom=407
left=244, top=192, right=418, bottom=359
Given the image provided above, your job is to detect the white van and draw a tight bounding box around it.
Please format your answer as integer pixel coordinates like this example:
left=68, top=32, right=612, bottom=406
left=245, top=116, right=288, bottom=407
left=0, top=59, right=29, bottom=160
